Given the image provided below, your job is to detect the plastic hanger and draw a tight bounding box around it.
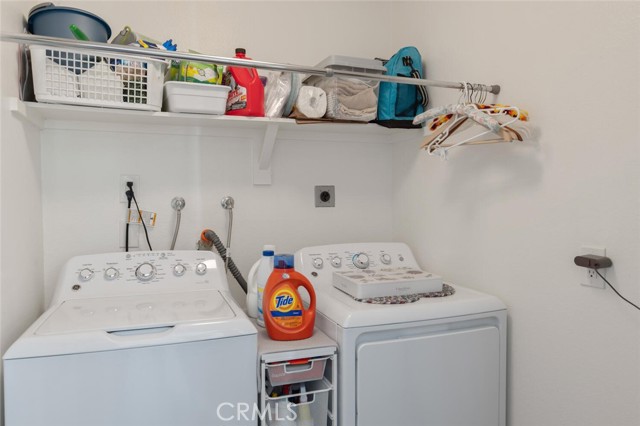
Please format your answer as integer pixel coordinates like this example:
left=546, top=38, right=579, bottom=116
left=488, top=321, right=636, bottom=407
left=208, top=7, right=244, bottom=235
left=416, top=83, right=527, bottom=159
left=429, top=105, right=520, bottom=159
left=420, top=114, right=468, bottom=149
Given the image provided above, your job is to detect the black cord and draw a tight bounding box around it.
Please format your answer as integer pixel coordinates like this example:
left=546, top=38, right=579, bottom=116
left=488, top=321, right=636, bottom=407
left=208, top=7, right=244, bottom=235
left=131, top=192, right=152, bottom=251
left=125, top=189, right=133, bottom=252
left=596, top=270, right=640, bottom=311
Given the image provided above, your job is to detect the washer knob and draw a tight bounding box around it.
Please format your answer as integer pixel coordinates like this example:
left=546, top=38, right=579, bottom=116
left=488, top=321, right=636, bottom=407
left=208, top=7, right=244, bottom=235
left=380, top=253, right=392, bottom=265
left=352, top=253, right=370, bottom=269
left=135, top=263, right=156, bottom=281
left=195, top=262, right=207, bottom=275
left=78, top=268, right=94, bottom=282
left=173, top=264, right=187, bottom=277
left=331, top=256, right=342, bottom=268
left=312, top=257, right=324, bottom=269
left=104, top=267, right=119, bottom=280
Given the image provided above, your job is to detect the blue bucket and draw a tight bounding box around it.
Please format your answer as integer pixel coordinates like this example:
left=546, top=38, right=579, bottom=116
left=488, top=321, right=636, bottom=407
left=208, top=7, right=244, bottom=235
left=28, top=3, right=112, bottom=74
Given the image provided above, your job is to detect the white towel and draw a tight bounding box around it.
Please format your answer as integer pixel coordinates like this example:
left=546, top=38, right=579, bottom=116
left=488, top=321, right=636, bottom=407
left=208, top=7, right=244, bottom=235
left=44, top=59, right=78, bottom=98
left=78, top=62, right=124, bottom=103
left=305, top=76, right=379, bottom=121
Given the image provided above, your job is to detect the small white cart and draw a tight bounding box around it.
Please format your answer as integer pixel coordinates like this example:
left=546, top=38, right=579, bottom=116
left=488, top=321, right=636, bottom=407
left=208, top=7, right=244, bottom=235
left=256, top=322, right=337, bottom=426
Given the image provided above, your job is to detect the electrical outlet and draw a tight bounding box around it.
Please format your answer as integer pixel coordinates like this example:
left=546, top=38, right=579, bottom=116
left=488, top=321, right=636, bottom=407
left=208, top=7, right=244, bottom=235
left=580, top=246, right=606, bottom=289
left=119, top=219, right=139, bottom=248
left=315, top=185, right=335, bottom=207
left=119, top=175, right=140, bottom=203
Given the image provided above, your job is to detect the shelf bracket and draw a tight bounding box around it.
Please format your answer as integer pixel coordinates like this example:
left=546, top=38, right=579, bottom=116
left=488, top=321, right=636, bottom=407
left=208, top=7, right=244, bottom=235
left=7, top=98, right=44, bottom=129
left=253, top=123, right=279, bottom=185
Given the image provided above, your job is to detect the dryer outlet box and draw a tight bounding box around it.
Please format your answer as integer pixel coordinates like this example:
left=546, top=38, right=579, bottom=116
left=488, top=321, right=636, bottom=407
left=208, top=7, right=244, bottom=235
left=315, top=185, right=335, bottom=207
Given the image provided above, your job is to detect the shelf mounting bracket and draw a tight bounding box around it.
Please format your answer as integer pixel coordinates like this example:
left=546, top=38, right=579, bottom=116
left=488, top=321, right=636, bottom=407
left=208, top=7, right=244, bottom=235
left=8, top=98, right=44, bottom=129
left=253, top=123, right=279, bottom=185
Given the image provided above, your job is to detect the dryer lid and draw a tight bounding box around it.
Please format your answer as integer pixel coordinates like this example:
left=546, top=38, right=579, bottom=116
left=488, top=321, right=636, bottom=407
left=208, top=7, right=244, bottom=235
left=315, top=284, right=507, bottom=328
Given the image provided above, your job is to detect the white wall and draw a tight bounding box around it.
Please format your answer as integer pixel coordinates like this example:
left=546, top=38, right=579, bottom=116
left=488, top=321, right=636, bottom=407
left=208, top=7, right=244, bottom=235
left=0, top=1, right=46, bottom=421
left=41, top=130, right=395, bottom=303
left=391, top=2, right=640, bottom=426
left=30, top=0, right=396, bottom=305
left=0, top=1, right=394, bottom=421
left=2, top=1, right=639, bottom=426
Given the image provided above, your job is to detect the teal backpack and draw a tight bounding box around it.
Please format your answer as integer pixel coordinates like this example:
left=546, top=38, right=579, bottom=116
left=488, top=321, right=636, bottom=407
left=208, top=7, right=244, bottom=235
left=376, top=46, right=429, bottom=128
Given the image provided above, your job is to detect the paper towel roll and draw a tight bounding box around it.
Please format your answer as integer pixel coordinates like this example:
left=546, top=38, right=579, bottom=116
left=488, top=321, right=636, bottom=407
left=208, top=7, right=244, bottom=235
left=295, top=86, right=327, bottom=119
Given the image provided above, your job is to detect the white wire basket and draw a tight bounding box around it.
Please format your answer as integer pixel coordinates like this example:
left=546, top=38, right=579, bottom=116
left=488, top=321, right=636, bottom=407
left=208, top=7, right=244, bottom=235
left=30, top=45, right=166, bottom=111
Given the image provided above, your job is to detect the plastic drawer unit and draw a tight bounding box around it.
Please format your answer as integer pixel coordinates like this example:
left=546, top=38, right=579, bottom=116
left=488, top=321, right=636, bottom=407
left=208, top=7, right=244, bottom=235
left=256, top=320, right=337, bottom=426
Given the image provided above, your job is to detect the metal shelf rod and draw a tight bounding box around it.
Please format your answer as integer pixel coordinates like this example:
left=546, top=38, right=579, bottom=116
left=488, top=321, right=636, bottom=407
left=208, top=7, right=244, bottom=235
left=1, top=32, right=500, bottom=94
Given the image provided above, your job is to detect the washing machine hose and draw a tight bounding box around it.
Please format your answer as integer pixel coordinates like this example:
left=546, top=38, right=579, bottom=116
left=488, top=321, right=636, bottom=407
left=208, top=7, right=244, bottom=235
left=200, top=229, right=248, bottom=293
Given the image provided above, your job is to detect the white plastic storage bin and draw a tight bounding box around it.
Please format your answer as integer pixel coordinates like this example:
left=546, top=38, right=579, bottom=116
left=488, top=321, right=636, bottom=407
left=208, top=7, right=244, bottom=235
left=163, top=81, right=230, bottom=114
left=304, top=55, right=386, bottom=122
left=266, top=379, right=331, bottom=426
left=30, top=45, right=166, bottom=111
left=266, top=356, right=328, bottom=386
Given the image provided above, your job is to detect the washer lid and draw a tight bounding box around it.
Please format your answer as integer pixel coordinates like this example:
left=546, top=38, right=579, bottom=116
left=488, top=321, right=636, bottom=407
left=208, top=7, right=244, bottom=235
left=3, top=290, right=257, bottom=360
left=36, top=290, right=235, bottom=335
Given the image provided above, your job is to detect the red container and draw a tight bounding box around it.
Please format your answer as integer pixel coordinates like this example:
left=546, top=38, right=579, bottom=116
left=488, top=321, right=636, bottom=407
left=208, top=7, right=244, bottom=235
left=224, top=48, right=265, bottom=117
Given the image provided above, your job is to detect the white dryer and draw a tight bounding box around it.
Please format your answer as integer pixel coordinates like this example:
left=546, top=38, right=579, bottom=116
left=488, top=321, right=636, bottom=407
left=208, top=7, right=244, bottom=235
left=295, top=242, right=507, bottom=426
left=3, top=250, right=257, bottom=426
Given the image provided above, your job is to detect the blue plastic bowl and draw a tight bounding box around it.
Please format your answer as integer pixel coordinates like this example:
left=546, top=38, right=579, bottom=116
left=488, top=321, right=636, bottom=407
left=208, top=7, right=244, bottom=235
left=28, top=4, right=111, bottom=42
left=28, top=4, right=112, bottom=74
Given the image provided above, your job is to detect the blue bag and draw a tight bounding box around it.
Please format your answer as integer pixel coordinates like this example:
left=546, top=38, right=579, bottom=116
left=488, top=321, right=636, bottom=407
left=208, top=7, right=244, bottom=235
left=376, top=46, right=429, bottom=128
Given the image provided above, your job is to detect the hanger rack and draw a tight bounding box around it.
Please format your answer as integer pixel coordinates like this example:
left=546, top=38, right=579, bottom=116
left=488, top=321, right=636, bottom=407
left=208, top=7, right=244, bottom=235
left=0, top=32, right=501, bottom=95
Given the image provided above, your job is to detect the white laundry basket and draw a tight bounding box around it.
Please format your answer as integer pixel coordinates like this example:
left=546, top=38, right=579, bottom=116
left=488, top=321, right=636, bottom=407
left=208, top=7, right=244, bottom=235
left=30, top=44, right=166, bottom=111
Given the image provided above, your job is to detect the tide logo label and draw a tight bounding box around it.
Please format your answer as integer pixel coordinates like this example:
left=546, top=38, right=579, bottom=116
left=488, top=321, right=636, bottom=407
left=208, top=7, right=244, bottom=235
left=268, top=286, right=304, bottom=327
left=272, top=289, right=296, bottom=312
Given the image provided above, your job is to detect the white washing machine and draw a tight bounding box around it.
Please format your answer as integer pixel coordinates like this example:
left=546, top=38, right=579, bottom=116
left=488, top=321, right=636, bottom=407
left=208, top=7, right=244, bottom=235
left=3, top=250, right=257, bottom=426
left=295, top=242, right=507, bottom=426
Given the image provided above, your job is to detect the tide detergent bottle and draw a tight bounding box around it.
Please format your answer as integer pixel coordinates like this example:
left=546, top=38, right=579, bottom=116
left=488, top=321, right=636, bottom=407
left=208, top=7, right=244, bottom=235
left=263, top=254, right=316, bottom=341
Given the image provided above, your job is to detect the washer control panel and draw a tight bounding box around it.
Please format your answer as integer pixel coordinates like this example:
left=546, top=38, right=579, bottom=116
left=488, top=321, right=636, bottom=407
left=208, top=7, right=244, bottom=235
left=52, top=251, right=226, bottom=305
left=295, top=242, right=419, bottom=286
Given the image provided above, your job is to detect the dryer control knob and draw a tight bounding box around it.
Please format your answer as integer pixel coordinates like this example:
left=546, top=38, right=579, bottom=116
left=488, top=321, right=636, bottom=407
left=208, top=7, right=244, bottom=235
left=195, top=262, right=207, bottom=275
left=78, top=268, right=94, bottom=282
left=331, top=256, right=342, bottom=268
left=352, top=253, right=370, bottom=269
left=173, top=264, right=187, bottom=277
left=135, top=263, right=156, bottom=281
left=104, top=267, right=119, bottom=280
left=312, top=257, right=324, bottom=269
left=380, top=253, right=392, bottom=265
